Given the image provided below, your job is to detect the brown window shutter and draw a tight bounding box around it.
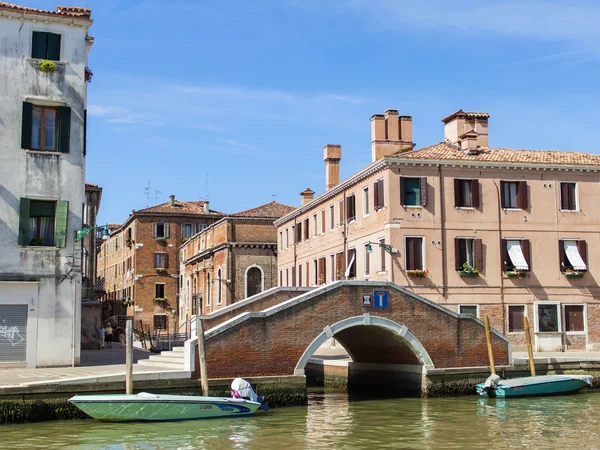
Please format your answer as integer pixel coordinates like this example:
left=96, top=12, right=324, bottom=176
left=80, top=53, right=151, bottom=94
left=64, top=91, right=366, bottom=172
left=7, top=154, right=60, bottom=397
left=454, top=179, right=461, bottom=207
left=501, top=239, right=508, bottom=272
left=577, top=240, right=587, bottom=270
left=406, top=238, right=414, bottom=270
left=292, top=267, right=296, bottom=286
left=521, top=239, right=531, bottom=271
left=298, top=265, right=302, bottom=287
left=472, top=179, right=480, bottom=208
left=153, top=253, right=157, bottom=268
left=400, top=177, right=406, bottom=206
left=164, top=253, right=169, bottom=268
left=518, top=181, right=528, bottom=210
left=306, top=262, right=310, bottom=285
left=420, top=177, right=427, bottom=206
left=378, top=180, right=385, bottom=208
left=339, top=200, right=344, bottom=225
left=374, top=182, right=380, bottom=209
left=499, top=180, right=506, bottom=208
left=559, top=240, right=566, bottom=272
left=561, top=183, right=569, bottom=210
left=321, top=210, right=325, bottom=233
left=474, top=239, right=483, bottom=272
left=454, top=238, right=461, bottom=271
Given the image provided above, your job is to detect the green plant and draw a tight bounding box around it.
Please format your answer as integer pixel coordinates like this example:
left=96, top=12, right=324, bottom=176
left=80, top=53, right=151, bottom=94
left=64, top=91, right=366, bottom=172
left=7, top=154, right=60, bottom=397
left=318, top=276, right=325, bottom=285
left=154, top=297, right=167, bottom=302
left=38, top=60, right=56, bottom=72
left=126, top=237, right=134, bottom=248
left=458, top=263, right=479, bottom=275
left=407, top=269, right=429, bottom=277
left=506, top=270, right=526, bottom=278
left=156, top=267, right=167, bottom=273
left=29, top=237, right=44, bottom=246
left=122, top=298, right=133, bottom=307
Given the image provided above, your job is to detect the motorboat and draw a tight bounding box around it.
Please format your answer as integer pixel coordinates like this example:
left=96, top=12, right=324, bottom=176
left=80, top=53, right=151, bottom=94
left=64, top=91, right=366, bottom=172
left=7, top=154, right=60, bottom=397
left=476, top=373, right=593, bottom=398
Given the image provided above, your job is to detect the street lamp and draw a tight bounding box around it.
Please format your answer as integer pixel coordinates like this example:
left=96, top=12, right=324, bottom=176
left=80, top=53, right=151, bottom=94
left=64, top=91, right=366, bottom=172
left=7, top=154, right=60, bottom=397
left=75, top=224, right=110, bottom=242
left=365, top=241, right=397, bottom=255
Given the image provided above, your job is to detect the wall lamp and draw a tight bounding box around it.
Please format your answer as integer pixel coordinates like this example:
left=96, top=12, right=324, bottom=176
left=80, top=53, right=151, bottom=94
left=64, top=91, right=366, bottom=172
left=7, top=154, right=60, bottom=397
left=75, top=224, right=110, bottom=242
left=365, top=241, right=398, bottom=255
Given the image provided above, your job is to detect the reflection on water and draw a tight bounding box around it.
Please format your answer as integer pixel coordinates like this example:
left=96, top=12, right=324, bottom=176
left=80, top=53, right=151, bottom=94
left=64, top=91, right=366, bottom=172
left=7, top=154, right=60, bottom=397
left=3, top=391, right=600, bottom=449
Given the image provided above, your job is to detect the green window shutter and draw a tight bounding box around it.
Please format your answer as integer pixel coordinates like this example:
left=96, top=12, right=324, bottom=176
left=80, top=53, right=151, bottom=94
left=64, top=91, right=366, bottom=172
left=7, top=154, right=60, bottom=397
left=57, top=106, right=71, bottom=153
left=31, top=32, right=46, bottom=59
left=47, top=33, right=61, bottom=61
left=54, top=200, right=69, bottom=248
left=18, top=198, right=31, bottom=246
left=21, top=102, right=33, bottom=149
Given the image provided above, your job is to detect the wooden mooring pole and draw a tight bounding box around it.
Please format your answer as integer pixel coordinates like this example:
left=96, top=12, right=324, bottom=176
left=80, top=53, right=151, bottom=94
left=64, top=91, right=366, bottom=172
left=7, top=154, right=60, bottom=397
left=126, top=319, right=133, bottom=395
left=484, top=315, right=496, bottom=375
left=524, top=316, right=536, bottom=376
left=197, top=315, right=209, bottom=397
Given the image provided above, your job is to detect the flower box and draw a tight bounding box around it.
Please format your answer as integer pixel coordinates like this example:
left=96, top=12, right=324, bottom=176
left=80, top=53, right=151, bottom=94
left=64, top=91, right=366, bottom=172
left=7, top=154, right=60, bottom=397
left=458, top=271, right=479, bottom=277
left=565, top=271, right=585, bottom=278
left=156, top=268, right=167, bottom=273
left=407, top=270, right=428, bottom=277
left=154, top=297, right=167, bottom=303
left=506, top=271, right=526, bottom=278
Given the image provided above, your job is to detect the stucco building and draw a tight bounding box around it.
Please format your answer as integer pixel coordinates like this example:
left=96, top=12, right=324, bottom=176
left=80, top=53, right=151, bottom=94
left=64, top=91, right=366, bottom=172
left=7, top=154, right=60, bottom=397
left=276, top=109, right=600, bottom=352
left=0, top=3, right=93, bottom=367
left=97, top=196, right=223, bottom=336
left=179, top=201, right=295, bottom=329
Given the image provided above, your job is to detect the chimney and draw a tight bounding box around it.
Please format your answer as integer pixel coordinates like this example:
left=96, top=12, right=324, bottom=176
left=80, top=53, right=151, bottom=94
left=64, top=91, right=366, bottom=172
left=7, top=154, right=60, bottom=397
left=203, top=202, right=209, bottom=213
left=442, top=110, right=489, bottom=148
left=324, top=144, right=342, bottom=191
left=169, top=195, right=175, bottom=206
left=300, top=188, right=315, bottom=206
left=371, top=109, right=415, bottom=161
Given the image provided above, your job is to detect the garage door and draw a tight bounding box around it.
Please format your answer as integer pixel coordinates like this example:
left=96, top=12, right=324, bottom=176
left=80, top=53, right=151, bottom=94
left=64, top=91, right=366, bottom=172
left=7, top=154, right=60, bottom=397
left=0, top=305, right=28, bottom=363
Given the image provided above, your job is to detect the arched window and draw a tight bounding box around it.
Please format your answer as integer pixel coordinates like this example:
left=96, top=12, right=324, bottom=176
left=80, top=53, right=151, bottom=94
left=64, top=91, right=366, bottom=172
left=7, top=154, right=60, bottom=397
left=246, top=266, right=263, bottom=298
left=217, top=268, right=223, bottom=305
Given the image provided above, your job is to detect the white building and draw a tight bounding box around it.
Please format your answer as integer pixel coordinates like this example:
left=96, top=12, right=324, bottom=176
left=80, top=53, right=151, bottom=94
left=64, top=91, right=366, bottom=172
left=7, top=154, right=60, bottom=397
left=0, top=3, right=93, bottom=367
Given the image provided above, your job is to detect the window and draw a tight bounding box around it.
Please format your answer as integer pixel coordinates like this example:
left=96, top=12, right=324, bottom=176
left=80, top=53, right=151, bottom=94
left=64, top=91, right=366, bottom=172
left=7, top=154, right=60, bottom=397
left=155, top=283, right=165, bottom=299
left=153, top=222, right=170, bottom=238
left=32, top=31, right=61, bottom=60
left=335, top=252, right=345, bottom=280
left=306, top=262, right=310, bottom=286
left=559, top=240, right=587, bottom=272
left=217, top=268, right=223, bottom=304
left=182, top=223, right=195, bottom=239
left=364, top=244, right=370, bottom=275
left=400, top=177, right=427, bottom=207
left=346, top=248, right=357, bottom=279
left=345, top=194, right=356, bottom=222
left=374, top=179, right=385, bottom=210
left=379, top=238, right=387, bottom=272
left=286, top=268, right=289, bottom=286
left=18, top=198, right=68, bottom=247
left=246, top=266, right=263, bottom=297
left=312, top=214, right=318, bottom=236
left=500, top=180, right=528, bottom=209
left=313, top=260, right=318, bottom=285
left=454, top=179, right=479, bottom=208
left=279, top=270, right=282, bottom=286
left=295, top=223, right=302, bottom=244
left=206, top=273, right=211, bottom=305
left=338, top=200, right=344, bottom=226
left=329, top=205, right=334, bottom=230
left=318, top=257, right=326, bottom=284
left=537, top=303, right=559, bottom=332
left=502, top=239, right=530, bottom=272
left=321, top=210, right=326, bottom=234
left=405, top=237, right=424, bottom=270
left=508, top=306, right=525, bottom=332
left=21, top=102, right=72, bottom=153
left=279, top=231, right=283, bottom=250
left=304, top=218, right=309, bottom=240
left=197, top=224, right=206, bottom=232
left=298, top=265, right=302, bottom=287
left=564, top=305, right=584, bottom=332
left=153, top=314, right=167, bottom=330
left=560, top=182, right=577, bottom=211
left=285, top=228, right=289, bottom=249
left=330, top=254, right=335, bottom=282
left=455, top=238, right=483, bottom=271
left=362, top=187, right=369, bottom=216
left=459, top=305, right=478, bottom=318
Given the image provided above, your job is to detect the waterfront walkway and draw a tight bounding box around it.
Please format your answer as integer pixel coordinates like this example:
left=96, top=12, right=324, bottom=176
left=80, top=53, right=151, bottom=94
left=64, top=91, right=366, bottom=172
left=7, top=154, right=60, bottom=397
left=0, top=347, right=190, bottom=388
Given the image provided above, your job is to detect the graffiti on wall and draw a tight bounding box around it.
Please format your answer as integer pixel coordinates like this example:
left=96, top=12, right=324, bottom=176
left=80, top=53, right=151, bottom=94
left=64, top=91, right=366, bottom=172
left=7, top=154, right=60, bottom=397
left=0, top=319, right=25, bottom=347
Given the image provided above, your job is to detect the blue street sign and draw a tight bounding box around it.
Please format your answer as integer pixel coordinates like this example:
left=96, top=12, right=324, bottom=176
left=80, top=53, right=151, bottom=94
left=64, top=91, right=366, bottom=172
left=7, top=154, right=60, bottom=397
left=373, top=290, right=388, bottom=308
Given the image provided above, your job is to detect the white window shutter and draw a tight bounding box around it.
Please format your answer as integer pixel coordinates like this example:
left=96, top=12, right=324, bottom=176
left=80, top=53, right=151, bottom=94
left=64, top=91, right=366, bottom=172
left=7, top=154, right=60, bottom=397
left=152, top=223, right=157, bottom=237
left=165, top=223, right=170, bottom=238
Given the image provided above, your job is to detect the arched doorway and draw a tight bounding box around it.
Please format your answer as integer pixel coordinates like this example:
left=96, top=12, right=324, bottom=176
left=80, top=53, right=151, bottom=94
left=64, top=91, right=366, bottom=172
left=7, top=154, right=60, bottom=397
left=245, top=266, right=263, bottom=298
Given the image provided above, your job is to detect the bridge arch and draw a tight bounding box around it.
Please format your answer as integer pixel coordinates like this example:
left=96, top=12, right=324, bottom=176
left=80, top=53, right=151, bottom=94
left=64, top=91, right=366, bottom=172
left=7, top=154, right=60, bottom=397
left=294, top=314, right=435, bottom=375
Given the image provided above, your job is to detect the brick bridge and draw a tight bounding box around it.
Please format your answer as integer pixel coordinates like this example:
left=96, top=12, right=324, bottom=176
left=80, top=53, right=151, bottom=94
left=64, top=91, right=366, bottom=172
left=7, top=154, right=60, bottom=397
left=186, top=281, right=510, bottom=380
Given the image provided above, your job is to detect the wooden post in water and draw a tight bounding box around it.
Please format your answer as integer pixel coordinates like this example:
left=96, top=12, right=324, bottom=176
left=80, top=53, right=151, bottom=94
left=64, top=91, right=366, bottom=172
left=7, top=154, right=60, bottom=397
left=484, top=315, right=496, bottom=375
left=197, top=315, right=209, bottom=397
left=524, top=316, right=536, bottom=376
left=126, top=319, right=133, bottom=395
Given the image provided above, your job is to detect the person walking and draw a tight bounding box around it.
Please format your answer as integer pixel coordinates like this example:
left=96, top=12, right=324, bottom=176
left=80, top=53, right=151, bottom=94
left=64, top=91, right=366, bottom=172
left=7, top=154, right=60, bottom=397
left=100, top=325, right=106, bottom=349
left=105, top=323, right=113, bottom=348
left=119, top=326, right=126, bottom=348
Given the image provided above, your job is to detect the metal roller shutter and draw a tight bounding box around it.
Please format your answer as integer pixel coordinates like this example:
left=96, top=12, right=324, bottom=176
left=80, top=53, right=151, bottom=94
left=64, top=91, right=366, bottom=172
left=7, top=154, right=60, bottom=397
left=0, top=305, right=28, bottom=363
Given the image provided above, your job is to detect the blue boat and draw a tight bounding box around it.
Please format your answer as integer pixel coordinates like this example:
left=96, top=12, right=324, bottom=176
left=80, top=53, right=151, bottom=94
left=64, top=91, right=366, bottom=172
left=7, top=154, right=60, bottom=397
left=476, top=374, right=593, bottom=398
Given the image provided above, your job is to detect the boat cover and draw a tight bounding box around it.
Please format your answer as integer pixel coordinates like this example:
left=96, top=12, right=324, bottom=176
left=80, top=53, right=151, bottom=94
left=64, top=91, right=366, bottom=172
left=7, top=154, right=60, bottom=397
left=231, top=378, right=259, bottom=403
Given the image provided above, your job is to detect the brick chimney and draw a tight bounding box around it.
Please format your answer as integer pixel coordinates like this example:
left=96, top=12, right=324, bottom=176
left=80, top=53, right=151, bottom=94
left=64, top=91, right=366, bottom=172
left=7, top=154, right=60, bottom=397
left=169, top=195, right=175, bottom=206
left=442, top=110, right=489, bottom=148
left=324, top=144, right=342, bottom=191
left=300, top=188, right=315, bottom=206
left=371, top=109, right=415, bottom=162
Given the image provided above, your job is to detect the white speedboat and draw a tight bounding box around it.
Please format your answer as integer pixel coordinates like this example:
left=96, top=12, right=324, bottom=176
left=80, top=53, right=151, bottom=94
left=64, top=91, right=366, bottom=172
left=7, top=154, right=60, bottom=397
left=69, top=392, right=261, bottom=422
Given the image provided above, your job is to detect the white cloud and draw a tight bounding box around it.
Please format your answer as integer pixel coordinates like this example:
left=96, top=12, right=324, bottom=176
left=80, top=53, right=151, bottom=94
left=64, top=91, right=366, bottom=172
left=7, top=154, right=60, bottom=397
left=88, top=104, right=163, bottom=126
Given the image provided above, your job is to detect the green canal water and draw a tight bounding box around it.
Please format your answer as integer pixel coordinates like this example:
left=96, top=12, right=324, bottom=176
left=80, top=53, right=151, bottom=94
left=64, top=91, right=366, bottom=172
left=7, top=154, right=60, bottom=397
left=3, top=391, right=600, bottom=449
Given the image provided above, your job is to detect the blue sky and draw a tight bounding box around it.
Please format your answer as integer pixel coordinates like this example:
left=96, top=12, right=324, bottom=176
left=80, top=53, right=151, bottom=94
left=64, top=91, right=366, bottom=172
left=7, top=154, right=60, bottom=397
left=29, top=0, right=600, bottom=223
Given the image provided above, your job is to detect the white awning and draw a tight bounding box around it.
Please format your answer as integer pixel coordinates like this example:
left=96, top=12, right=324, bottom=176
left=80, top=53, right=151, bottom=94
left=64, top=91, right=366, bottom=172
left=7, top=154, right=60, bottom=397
left=507, top=240, right=529, bottom=271
left=564, top=240, right=587, bottom=271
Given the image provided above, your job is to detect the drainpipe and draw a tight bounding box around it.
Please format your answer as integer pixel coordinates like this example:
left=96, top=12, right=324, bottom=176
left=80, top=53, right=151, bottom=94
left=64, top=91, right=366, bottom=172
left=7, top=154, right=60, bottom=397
left=343, top=188, right=348, bottom=279
left=293, top=216, right=297, bottom=286
left=493, top=180, right=506, bottom=334
left=438, top=165, right=448, bottom=301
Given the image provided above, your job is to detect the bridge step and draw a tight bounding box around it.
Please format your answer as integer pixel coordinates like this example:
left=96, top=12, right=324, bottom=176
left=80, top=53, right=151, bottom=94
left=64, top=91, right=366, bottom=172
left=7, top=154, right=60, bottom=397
left=137, top=359, right=185, bottom=370
left=148, top=354, right=185, bottom=364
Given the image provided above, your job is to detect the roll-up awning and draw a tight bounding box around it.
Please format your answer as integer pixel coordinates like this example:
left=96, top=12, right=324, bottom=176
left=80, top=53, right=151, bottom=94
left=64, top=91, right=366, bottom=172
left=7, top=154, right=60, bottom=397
left=507, top=240, right=529, bottom=271
left=564, top=240, right=587, bottom=271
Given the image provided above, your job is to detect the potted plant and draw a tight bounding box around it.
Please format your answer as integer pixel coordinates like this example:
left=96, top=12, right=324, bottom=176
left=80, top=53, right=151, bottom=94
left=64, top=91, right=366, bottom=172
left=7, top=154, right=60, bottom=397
left=407, top=269, right=429, bottom=277
left=154, top=297, right=167, bottom=303
left=29, top=237, right=44, bottom=246
left=565, top=269, right=585, bottom=278
left=126, top=237, right=134, bottom=248
left=85, top=67, right=93, bottom=82
left=122, top=298, right=134, bottom=307
left=156, top=267, right=167, bottom=274
left=458, top=263, right=479, bottom=277
left=318, top=275, right=325, bottom=285
left=38, top=60, right=56, bottom=73
left=506, top=270, right=526, bottom=278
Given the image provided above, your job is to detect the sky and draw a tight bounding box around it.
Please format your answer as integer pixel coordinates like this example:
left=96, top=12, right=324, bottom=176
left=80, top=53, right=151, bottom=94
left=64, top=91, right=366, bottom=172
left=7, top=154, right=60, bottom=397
left=27, top=0, right=600, bottom=224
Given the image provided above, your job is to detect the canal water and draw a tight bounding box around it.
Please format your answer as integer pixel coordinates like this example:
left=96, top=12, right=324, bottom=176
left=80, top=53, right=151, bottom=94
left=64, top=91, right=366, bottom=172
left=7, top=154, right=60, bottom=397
left=3, top=390, right=600, bottom=449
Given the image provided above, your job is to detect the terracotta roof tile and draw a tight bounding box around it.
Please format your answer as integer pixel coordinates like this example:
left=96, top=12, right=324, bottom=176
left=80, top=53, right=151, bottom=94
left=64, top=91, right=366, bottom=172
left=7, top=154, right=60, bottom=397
left=135, top=200, right=224, bottom=217
left=394, top=142, right=600, bottom=167
left=441, top=110, right=490, bottom=123
left=107, top=224, right=121, bottom=230
left=85, top=182, right=99, bottom=188
left=0, top=2, right=92, bottom=20
left=231, top=201, right=296, bottom=219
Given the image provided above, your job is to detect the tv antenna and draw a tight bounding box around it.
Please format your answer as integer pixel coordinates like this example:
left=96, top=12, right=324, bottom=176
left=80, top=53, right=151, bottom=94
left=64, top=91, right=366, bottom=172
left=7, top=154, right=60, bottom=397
left=144, top=180, right=163, bottom=207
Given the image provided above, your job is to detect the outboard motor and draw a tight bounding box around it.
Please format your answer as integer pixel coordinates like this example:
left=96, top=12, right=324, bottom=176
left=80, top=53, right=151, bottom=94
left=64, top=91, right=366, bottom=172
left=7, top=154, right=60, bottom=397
left=231, top=378, right=270, bottom=411
left=481, top=374, right=501, bottom=398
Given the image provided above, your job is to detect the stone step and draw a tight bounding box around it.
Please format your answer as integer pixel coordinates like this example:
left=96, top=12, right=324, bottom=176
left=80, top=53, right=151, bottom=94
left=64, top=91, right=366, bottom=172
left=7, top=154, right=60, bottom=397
left=158, top=350, right=186, bottom=358
left=149, top=354, right=184, bottom=364
left=170, top=346, right=185, bottom=353
left=136, top=359, right=185, bottom=370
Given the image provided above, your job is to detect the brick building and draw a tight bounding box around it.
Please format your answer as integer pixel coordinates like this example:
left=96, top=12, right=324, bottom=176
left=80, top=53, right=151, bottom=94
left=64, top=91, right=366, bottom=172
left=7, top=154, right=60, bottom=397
left=276, top=108, right=600, bottom=352
left=97, top=196, right=223, bottom=334
left=179, top=201, right=295, bottom=329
